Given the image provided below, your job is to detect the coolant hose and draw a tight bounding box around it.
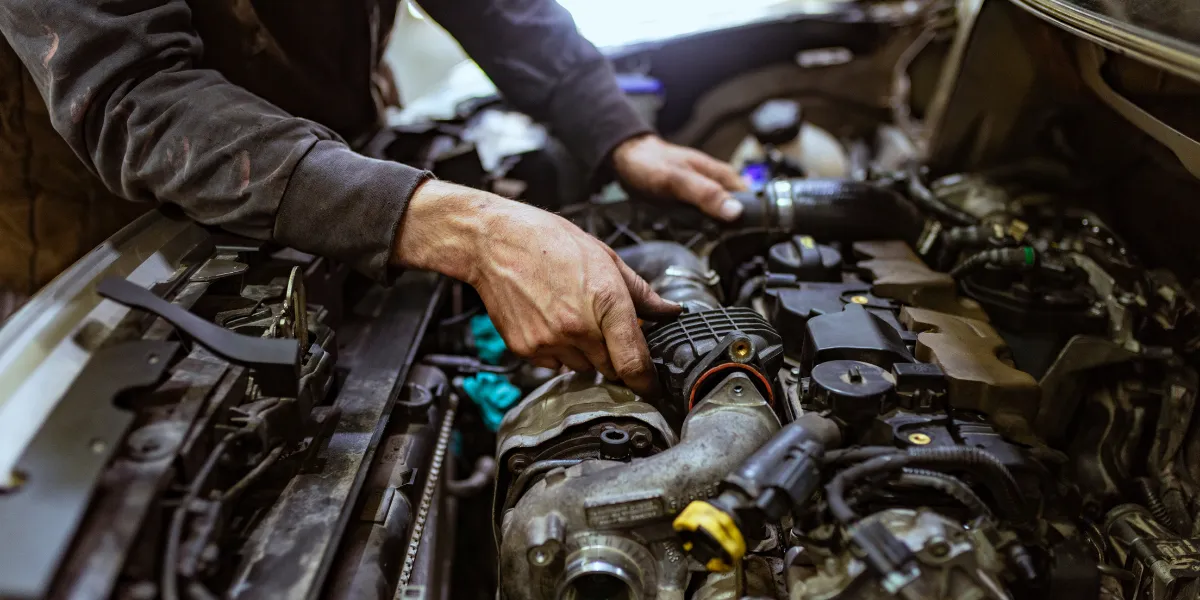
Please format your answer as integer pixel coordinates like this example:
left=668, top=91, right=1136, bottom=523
left=731, top=179, right=924, bottom=243
left=616, top=241, right=721, bottom=309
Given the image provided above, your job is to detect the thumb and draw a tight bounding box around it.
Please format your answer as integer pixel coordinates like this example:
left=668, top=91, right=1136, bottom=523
left=613, top=256, right=683, bottom=320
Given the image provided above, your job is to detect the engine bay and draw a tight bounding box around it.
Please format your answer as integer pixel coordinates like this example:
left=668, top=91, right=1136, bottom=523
left=4, top=1, right=1200, bottom=599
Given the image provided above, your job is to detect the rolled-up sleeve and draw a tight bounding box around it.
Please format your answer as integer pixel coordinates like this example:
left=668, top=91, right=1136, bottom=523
left=416, top=0, right=652, bottom=176
left=0, top=0, right=427, bottom=281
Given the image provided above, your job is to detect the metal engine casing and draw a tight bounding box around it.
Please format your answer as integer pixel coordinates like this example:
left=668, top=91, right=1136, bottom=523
left=495, top=373, right=781, bottom=600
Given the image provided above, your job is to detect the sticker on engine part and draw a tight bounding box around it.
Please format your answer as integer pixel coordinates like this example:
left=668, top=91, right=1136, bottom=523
left=584, top=494, right=665, bottom=528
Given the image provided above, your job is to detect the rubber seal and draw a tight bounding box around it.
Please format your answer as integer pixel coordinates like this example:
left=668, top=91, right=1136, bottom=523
left=688, top=363, right=776, bottom=410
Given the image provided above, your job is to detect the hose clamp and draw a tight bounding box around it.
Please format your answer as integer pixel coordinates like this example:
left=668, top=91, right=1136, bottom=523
left=771, top=179, right=795, bottom=228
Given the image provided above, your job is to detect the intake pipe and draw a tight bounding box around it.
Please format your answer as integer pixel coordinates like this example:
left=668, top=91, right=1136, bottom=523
left=732, top=179, right=924, bottom=243
left=616, top=241, right=722, bottom=310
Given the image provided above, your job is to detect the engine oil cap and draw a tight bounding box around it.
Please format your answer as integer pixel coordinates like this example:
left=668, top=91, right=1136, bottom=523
left=810, top=360, right=895, bottom=423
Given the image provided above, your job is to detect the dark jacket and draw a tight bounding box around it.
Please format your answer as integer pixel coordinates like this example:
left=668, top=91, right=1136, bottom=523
left=0, top=0, right=649, bottom=295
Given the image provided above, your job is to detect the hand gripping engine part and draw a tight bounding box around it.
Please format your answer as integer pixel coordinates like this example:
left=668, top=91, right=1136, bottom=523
left=645, top=307, right=784, bottom=423
left=616, top=241, right=722, bottom=311
left=497, top=373, right=781, bottom=600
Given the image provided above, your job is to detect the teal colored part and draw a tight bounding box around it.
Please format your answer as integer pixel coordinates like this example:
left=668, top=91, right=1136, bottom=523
left=451, top=431, right=463, bottom=457
left=470, top=315, right=508, bottom=364
left=462, top=372, right=522, bottom=432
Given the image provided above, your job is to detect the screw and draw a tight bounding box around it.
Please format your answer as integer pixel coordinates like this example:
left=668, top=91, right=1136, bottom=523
left=732, top=385, right=745, bottom=396
left=631, top=429, right=652, bottom=450
left=908, top=433, right=932, bottom=445
left=508, top=455, right=530, bottom=473
left=530, top=548, right=552, bottom=566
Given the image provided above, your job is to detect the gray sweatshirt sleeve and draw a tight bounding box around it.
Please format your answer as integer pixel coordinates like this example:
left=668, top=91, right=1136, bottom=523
left=416, top=0, right=653, bottom=175
left=0, top=0, right=428, bottom=281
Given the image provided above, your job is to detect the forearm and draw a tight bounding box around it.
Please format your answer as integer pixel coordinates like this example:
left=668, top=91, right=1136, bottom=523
left=0, top=0, right=427, bottom=280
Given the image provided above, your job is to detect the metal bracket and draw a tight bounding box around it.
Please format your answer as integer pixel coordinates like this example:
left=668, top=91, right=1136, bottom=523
left=97, top=277, right=301, bottom=397
left=0, top=340, right=180, bottom=599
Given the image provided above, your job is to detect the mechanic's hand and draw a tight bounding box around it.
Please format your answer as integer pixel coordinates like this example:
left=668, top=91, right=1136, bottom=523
left=611, top=134, right=748, bottom=221
left=393, top=180, right=682, bottom=394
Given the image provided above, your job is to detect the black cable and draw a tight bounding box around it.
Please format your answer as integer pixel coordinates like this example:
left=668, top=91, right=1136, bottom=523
left=905, top=166, right=978, bottom=226
left=895, top=468, right=994, bottom=520
left=823, top=446, right=899, bottom=465
left=421, top=354, right=520, bottom=375
left=826, top=453, right=911, bottom=523
left=824, top=446, right=1030, bottom=525
left=907, top=446, right=1031, bottom=524
left=447, top=456, right=497, bottom=497
left=163, top=431, right=251, bottom=600
left=734, top=275, right=767, bottom=307
left=1132, top=477, right=1189, bottom=536
left=438, top=306, right=481, bottom=328
left=950, top=246, right=1033, bottom=278
left=222, top=446, right=284, bottom=502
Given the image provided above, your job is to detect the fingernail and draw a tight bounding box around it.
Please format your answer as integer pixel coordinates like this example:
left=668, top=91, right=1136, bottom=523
left=718, top=198, right=743, bottom=221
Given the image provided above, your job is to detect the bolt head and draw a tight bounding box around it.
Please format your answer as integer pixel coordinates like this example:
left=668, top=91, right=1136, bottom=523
left=630, top=430, right=652, bottom=450
left=508, top=455, right=530, bottom=472
left=907, top=433, right=932, bottom=445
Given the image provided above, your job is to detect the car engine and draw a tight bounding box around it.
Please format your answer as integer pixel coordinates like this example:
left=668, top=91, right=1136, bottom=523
left=3, top=2, right=1200, bottom=600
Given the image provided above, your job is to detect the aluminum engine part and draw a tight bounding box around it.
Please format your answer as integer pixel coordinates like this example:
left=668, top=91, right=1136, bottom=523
left=499, top=373, right=781, bottom=600
left=786, top=509, right=1012, bottom=600
left=494, top=371, right=678, bottom=522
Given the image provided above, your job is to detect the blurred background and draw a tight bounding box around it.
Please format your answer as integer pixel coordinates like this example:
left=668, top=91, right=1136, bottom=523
left=386, top=0, right=858, bottom=105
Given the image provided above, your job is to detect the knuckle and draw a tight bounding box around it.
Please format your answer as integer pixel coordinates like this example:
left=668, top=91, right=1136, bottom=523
left=592, top=287, right=620, bottom=317
left=615, top=356, right=651, bottom=380
left=555, top=313, right=590, bottom=338
left=508, top=340, right=535, bottom=357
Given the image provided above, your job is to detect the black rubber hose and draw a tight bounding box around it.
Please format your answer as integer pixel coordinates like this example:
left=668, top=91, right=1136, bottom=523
left=616, top=241, right=707, bottom=281
left=907, top=446, right=1030, bottom=524
left=732, top=179, right=925, bottom=243
left=950, top=246, right=1032, bottom=278
left=905, top=167, right=978, bottom=226
left=616, top=241, right=720, bottom=308
left=896, top=468, right=994, bottom=520
left=1133, top=477, right=1189, bottom=535
left=735, top=275, right=767, bottom=307
left=447, top=456, right=497, bottom=497
left=825, top=446, right=1030, bottom=525
left=826, top=453, right=911, bottom=523
left=823, top=446, right=899, bottom=465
